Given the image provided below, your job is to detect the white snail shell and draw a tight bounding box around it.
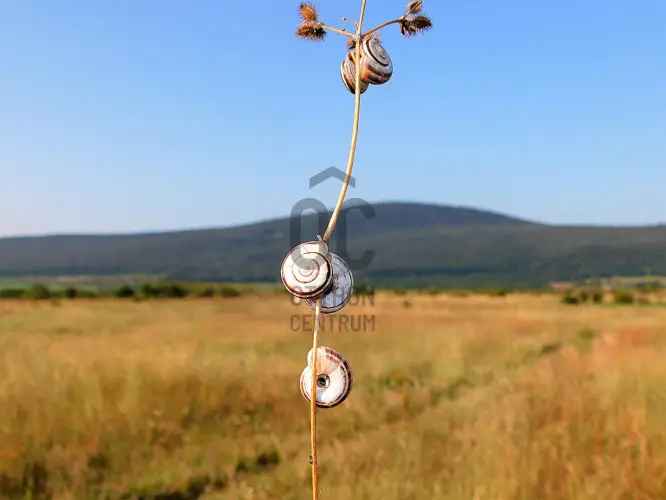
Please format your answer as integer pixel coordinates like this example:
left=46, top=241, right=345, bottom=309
left=300, top=347, right=353, bottom=408
left=359, top=37, right=393, bottom=85
left=307, top=253, right=353, bottom=314
left=340, top=50, right=369, bottom=95
left=281, top=241, right=333, bottom=299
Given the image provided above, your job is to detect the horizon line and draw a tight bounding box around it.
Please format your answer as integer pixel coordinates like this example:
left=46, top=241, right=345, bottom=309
left=1, top=200, right=664, bottom=239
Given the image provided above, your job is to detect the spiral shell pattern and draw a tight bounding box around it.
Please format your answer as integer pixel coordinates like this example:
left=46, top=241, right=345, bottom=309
left=281, top=241, right=333, bottom=299
left=307, top=253, right=353, bottom=314
left=359, top=37, right=393, bottom=85
left=340, top=50, right=369, bottom=95
left=300, top=347, right=353, bottom=408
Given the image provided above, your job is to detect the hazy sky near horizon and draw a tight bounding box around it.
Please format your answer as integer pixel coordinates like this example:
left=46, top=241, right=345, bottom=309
left=1, top=1, right=665, bottom=236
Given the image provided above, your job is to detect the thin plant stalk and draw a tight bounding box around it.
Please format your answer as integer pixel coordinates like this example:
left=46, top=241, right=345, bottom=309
left=322, top=0, right=368, bottom=242
left=296, top=0, right=432, bottom=495
left=303, top=1, right=430, bottom=497
left=310, top=299, right=322, bottom=500
left=314, top=5, right=367, bottom=497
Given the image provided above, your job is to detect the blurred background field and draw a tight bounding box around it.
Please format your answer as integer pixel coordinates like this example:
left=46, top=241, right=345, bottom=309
left=2, top=289, right=666, bottom=499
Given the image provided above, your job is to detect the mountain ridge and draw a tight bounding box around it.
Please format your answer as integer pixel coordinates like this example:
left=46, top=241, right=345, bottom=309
left=1, top=202, right=665, bottom=287
left=0, top=202, right=533, bottom=240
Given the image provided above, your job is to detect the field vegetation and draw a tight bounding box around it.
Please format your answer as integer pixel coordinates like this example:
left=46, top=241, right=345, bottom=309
left=1, top=291, right=666, bottom=498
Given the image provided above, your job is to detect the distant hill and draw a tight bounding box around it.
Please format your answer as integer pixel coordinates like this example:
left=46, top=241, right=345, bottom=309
left=1, top=202, right=666, bottom=287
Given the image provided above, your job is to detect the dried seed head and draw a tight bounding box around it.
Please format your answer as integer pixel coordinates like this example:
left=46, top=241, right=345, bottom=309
left=400, top=14, right=433, bottom=37
left=297, top=21, right=326, bottom=41
left=412, top=15, right=433, bottom=31
left=299, top=2, right=319, bottom=22
left=406, top=0, right=424, bottom=15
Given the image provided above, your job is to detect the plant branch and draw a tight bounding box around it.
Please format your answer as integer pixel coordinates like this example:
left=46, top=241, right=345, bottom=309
left=320, top=23, right=355, bottom=38
left=310, top=299, right=321, bottom=500
left=322, top=1, right=367, bottom=242
left=312, top=3, right=367, bottom=500
left=362, top=17, right=403, bottom=39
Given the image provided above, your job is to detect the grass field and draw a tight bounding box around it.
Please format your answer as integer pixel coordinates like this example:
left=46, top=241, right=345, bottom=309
left=1, top=292, right=666, bottom=499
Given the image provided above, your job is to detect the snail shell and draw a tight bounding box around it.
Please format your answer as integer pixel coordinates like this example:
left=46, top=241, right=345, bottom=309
left=359, top=37, right=393, bottom=85
left=281, top=240, right=333, bottom=299
left=306, top=253, right=353, bottom=314
left=300, top=347, right=353, bottom=408
left=340, top=50, right=369, bottom=95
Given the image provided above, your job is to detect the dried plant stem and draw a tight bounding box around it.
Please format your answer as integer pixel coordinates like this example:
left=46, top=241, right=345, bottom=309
left=320, top=24, right=354, bottom=38
left=310, top=299, right=321, bottom=500
left=313, top=6, right=367, bottom=498
left=322, top=0, right=368, bottom=243
left=362, top=18, right=403, bottom=39
left=311, top=3, right=367, bottom=499
left=301, top=2, right=431, bottom=498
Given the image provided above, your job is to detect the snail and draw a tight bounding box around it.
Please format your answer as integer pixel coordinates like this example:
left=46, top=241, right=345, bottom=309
left=306, top=253, right=353, bottom=314
left=300, top=347, right=353, bottom=408
left=358, top=36, right=393, bottom=85
left=281, top=240, right=333, bottom=299
left=340, top=50, right=369, bottom=95
left=340, top=36, right=393, bottom=93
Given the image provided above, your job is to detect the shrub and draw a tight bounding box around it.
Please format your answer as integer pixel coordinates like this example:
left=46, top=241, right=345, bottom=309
left=197, top=287, right=216, bottom=298
left=114, top=285, right=135, bottom=298
left=613, top=290, right=635, bottom=305
left=162, top=284, right=188, bottom=298
left=219, top=286, right=241, bottom=298
left=591, top=290, right=604, bottom=304
left=561, top=293, right=580, bottom=305
left=64, top=287, right=78, bottom=299
left=140, top=284, right=159, bottom=297
left=355, top=283, right=375, bottom=297
left=27, top=284, right=51, bottom=300
left=562, top=288, right=602, bottom=305
left=0, top=288, right=25, bottom=299
left=140, top=283, right=188, bottom=298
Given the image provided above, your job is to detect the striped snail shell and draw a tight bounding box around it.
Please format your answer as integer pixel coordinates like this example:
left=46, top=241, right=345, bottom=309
left=359, top=36, right=393, bottom=85
left=281, top=240, right=333, bottom=300
left=340, top=50, right=369, bottom=95
left=307, top=253, right=353, bottom=314
left=300, top=347, right=353, bottom=408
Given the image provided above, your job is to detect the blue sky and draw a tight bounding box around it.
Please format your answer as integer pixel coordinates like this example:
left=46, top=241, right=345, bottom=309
left=1, top=1, right=665, bottom=236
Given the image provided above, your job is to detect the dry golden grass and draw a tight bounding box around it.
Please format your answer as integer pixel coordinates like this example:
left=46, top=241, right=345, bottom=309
left=1, top=293, right=666, bottom=499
